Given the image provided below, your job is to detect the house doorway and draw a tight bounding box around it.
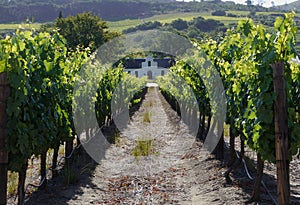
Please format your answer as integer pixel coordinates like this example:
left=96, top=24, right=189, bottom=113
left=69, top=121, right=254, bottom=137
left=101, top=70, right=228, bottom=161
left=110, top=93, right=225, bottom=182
left=147, top=71, right=153, bottom=80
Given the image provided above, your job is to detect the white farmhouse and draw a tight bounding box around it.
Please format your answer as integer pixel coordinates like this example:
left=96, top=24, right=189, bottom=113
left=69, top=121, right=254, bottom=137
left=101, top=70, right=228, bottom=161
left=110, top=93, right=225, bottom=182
left=124, top=55, right=175, bottom=80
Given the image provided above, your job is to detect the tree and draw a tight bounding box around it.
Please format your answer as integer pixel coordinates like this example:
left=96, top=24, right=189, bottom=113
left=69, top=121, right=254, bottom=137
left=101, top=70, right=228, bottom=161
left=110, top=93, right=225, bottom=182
left=245, top=0, right=252, bottom=6
left=271, top=1, right=275, bottom=7
left=54, top=12, right=120, bottom=52
left=211, top=10, right=226, bottom=16
left=191, top=17, right=224, bottom=32
left=58, top=11, right=62, bottom=19
left=249, top=10, right=256, bottom=17
left=170, top=18, right=188, bottom=30
left=123, top=21, right=162, bottom=34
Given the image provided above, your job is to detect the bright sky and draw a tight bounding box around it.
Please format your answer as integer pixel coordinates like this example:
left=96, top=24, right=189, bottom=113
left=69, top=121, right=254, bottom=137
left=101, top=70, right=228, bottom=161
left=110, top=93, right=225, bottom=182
left=179, top=0, right=299, bottom=8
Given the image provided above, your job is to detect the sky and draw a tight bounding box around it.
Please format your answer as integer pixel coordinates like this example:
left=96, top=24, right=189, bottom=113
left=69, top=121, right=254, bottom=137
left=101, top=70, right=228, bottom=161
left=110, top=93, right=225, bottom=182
left=179, top=0, right=299, bottom=8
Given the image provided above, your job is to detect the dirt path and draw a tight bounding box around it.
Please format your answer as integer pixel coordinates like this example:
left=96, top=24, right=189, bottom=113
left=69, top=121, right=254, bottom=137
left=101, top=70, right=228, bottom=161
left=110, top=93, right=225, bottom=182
left=25, top=86, right=299, bottom=205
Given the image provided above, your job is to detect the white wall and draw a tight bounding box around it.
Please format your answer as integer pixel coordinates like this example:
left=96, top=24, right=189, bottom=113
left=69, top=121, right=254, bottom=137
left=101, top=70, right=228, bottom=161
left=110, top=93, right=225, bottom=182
left=125, top=55, right=170, bottom=79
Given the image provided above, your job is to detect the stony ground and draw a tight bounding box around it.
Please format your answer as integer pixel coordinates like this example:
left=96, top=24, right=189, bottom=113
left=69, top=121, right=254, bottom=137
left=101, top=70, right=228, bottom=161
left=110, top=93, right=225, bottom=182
left=15, top=86, right=300, bottom=205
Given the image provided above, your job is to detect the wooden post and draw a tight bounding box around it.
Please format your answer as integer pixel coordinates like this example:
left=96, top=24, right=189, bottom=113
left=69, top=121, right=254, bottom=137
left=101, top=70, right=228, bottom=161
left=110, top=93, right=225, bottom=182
left=51, top=145, right=59, bottom=178
left=191, top=108, right=197, bottom=135
left=272, top=62, right=290, bottom=205
left=228, top=125, right=236, bottom=167
left=213, top=127, right=224, bottom=160
left=65, top=138, right=73, bottom=165
left=39, top=150, right=47, bottom=190
left=17, top=163, right=27, bottom=205
left=210, top=118, right=224, bottom=160
left=0, top=72, right=10, bottom=205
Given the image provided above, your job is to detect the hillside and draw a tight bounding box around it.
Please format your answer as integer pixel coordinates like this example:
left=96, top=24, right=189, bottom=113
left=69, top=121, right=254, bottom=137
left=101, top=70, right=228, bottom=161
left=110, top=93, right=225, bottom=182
left=0, top=0, right=266, bottom=23
left=0, top=1, right=152, bottom=23
left=276, top=0, right=300, bottom=11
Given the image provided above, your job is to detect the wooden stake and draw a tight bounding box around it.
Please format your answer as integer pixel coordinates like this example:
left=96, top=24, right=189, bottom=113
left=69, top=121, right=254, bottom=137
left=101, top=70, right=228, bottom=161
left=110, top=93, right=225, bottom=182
left=272, top=62, right=290, bottom=205
left=0, top=73, right=10, bottom=205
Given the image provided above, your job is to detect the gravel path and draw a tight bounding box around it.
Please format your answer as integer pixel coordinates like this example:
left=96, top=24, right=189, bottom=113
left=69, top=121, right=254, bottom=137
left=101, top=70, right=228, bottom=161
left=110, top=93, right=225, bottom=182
left=24, top=86, right=299, bottom=205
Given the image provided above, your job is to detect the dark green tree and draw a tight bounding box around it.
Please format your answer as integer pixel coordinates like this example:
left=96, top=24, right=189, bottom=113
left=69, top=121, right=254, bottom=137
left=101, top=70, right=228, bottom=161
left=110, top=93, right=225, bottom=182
left=54, top=12, right=120, bottom=52
left=123, top=21, right=162, bottom=34
left=211, top=10, right=226, bottom=16
left=245, top=0, right=252, bottom=6
left=191, top=17, right=224, bottom=32
left=169, top=18, right=188, bottom=30
left=58, top=11, right=62, bottom=19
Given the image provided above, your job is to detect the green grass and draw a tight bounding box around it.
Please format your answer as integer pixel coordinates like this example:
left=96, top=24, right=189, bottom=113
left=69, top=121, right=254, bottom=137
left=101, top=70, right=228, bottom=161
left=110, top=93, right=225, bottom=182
left=107, top=12, right=208, bottom=32
left=256, top=11, right=285, bottom=15
left=148, top=86, right=155, bottom=92
left=107, top=19, right=141, bottom=32
left=113, top=132, right=122, bottom=146
left=144, top=100, right=153, bottom=107
left=132, top=138, right=154, bottom=157
left=143, top=110, right=151, bottom=123
left=146, top=12, right=208, bottom=23
left=226, top=10, right=250, bottom=16
left=224, top=123, right=230, bottom=137
left=0, top=23, right=42, bottom=33
left=202, top=15, right=247, bottom=26
left=107, top=10, right=296, bottom=32
left=7, top=172, right=18, bottom=196
left=107, top=11, right=251, bottom=32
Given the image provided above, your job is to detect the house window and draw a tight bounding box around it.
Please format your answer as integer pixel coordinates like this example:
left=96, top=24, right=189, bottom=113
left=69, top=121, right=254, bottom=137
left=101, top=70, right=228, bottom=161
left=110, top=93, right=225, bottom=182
left=161, top=70, right=165, bottom=76
left=148, top=61, right=151, bottom=67
left=135, top=71, right=138, bottom=77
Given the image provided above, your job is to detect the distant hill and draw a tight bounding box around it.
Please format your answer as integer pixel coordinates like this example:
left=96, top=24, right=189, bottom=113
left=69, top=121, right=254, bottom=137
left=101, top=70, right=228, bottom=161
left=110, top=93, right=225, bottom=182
left=275, top=0, right=300, bottom=11
left=0, top=0, right=266, bottom=23
left=0, top=1, right=153, bottom=23
left=0, top=0, right=176, bottom=7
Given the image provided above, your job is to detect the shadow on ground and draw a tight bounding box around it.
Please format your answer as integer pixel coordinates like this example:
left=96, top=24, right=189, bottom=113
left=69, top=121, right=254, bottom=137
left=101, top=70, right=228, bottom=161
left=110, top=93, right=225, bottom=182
left=25, top=88, right=148, bottom=205
left=222, top=146, right=300, bottom=205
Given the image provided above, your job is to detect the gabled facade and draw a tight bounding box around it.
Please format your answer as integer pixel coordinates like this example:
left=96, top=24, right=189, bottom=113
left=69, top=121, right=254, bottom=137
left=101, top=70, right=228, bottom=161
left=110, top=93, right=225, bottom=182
left=124, top=55, right=175, bottom=79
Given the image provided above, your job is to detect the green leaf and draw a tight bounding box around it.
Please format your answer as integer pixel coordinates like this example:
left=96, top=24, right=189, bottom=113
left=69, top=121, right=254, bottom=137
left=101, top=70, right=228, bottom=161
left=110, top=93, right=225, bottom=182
left=248, top=111, right=256, bottom=120
left=274, top=17, right=283, bottom=29
left=257, top=107, right=273, bottom=124
left=0, top=60, right=6, bottom=72
left=44, top=60, right=53, bottom=72
left=18, top=41, right=26, bottom=51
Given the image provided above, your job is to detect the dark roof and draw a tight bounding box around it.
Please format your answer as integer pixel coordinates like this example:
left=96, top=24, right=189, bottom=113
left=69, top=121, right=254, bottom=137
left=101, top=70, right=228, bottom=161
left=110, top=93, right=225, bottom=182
left=154, top=58, right=176, bottom=68
left=124, top=57, right=175, bottom=69
left=123, top=59, right=145, bottom=69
